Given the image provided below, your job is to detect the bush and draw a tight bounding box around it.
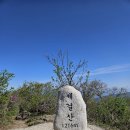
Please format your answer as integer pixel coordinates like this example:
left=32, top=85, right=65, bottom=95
left=96, top=96, right=130, bottom=130
left=0, top=70, right=18, bottom=127
left=18, top=82, right=57, bottom=116
left=87, top=99, right=97, bottom=123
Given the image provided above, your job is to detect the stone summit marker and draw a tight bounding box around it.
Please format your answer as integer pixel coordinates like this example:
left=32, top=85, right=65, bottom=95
left=54, top=85, right=88, bottom=130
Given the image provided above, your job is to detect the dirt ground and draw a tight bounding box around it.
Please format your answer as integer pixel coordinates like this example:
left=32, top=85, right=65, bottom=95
left=8, top=121, right=104, bottom=130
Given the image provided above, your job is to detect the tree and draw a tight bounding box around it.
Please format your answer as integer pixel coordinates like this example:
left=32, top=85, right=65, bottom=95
left=0, top=70, right=18, bottom=127
left=0, top=70, right=14, bottom=94
left=47, top=50, right=89, bottom=88
left=107, top=87, right=127, bottom=97
left=82, top=80, right=107, bottom=101
left=47, top=51, right=108, bottom=101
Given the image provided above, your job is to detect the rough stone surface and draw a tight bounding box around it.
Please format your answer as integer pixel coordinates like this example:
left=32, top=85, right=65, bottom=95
left=54, top=85, right=88, bottom=130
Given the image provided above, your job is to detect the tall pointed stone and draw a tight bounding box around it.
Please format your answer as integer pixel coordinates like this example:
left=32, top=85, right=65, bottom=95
left=54, top=85, right=88, bottom=130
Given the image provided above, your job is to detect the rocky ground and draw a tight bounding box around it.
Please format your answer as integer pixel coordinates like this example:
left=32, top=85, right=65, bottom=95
left=9, top=122, right=104, bottom=130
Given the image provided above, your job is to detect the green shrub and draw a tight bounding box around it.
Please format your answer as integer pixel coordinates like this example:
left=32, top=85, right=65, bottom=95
left=96, top=96, right=130, bottom=130
left=0, top=70, right=18, bottom=127
left=18, top=82, right=57, bottom=116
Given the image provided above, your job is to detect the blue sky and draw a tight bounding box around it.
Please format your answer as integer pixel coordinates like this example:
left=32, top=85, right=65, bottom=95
left=0, top=0, right=130, bottom=91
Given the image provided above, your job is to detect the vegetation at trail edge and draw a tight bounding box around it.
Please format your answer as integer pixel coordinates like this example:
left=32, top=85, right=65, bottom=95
left=0, top=52, right=130, bottom=130
left=0, top=70, right=19, bottom=127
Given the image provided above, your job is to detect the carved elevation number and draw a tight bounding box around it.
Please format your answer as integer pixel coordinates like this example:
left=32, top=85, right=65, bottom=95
left=62, top=123, right=78, bottom=128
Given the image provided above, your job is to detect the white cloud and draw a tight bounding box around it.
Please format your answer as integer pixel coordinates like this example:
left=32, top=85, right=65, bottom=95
left=90, top=64, right=130, bottom=76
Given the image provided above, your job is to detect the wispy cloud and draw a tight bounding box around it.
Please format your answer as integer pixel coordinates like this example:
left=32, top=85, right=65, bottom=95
left=90, top=64, right=130, bottom=76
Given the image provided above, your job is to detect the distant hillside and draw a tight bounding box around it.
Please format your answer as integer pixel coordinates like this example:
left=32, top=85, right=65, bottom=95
left=113, top=92, right=130, bottom=98
left=126, top=92, right=130, bottom=97
left=120, top=92, right=130, bottom=98
left=95, top=92, right=130, bottom=101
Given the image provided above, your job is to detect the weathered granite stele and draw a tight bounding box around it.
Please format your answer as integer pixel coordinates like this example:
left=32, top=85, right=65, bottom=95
left=54, top=85, right=88, bottom=130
